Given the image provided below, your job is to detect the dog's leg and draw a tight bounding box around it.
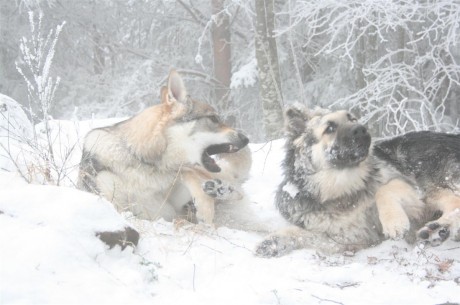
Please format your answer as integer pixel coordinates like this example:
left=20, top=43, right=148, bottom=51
left=418, top=189, right=460, bottom=246
left=255, top=226, right=358, bottom=257
left=375, top=179, right=421, bottom=239
left=181, top=171, right=216, bottom=224
left=256, top=226, right=313, bottom=257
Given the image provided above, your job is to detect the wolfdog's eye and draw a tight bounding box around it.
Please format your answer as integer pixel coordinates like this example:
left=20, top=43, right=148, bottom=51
left=208, top=115, right=220, bottom=124
left=324, top=122, right=337, bottom=134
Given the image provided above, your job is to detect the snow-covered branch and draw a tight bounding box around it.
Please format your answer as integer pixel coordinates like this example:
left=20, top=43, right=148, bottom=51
left=283, top=0, right=460, bottom=136
left=10, top=11, right=70, bottom=184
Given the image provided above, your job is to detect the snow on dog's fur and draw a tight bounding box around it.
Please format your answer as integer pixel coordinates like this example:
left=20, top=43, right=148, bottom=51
left=256, top=105, right=460, bottom=256
left=78, top=70, right=251, bottom=225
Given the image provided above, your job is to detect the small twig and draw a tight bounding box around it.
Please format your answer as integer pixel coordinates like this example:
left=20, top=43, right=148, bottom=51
left=0, top=143, right=29, bottom=182
left=336, top=282, right=360, bottom=289
left=272, top=289, right=281, bottom=305
left=311, top=294, right=344, bottom=305
left=214, top=232, right=253, bottom=252
left=157, top=69, right=222, bottom=87
left=182, top=233, right=197, bottom=255
left=261, top=140, right=274, bottom=174
left=198, top=244, right=223, bottom=254
left=442, top=246, right=460, bottom=251
left=153, top=162, right=184, bottom=221
left=192, top=263, right=196, bottom=291
left=177, top=0, right=207, bottom=27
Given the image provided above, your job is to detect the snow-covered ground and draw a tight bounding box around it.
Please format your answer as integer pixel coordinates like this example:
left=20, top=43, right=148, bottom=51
left=1, top=107, right=459, bottom=304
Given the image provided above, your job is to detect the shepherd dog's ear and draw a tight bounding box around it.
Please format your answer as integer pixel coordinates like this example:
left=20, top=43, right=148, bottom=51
left=284, top=106, right=309, bottom=137
left=167, top=69, right=187, bottom=103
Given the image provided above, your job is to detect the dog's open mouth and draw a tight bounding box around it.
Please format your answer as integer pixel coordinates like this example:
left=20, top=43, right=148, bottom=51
left=202, top=143, right=241, bottom=173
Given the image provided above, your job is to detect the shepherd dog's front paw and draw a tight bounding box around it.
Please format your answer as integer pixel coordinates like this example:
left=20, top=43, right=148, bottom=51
left=417, top=221, right=450, bottom=247
left=381, top=213, right=410, bottom=240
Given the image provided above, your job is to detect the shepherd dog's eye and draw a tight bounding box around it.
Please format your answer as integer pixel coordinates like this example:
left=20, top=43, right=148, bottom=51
left=347, top=113, right=357, bottom=122
left=324, top=122, right=337, bottom=134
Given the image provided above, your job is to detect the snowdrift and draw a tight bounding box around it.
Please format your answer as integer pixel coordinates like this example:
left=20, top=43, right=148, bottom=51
left=0, top=97, right=459, bottom=304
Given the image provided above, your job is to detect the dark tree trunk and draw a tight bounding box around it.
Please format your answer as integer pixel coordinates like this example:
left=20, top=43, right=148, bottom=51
left=211, top=0, right=232, bottom=116
left=93, top=27, right=105, bottom=75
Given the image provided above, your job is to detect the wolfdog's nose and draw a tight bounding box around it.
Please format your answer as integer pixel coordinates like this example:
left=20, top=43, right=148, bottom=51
left=352, top=125, right=367, bottom=137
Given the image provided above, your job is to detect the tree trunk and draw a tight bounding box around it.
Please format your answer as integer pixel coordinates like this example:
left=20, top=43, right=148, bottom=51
left=93, top=26, right=105, bottom=75
left=254, top=0, right=284, bottom=140
left=438, top=49, right=459, bottom=120
left=211, top=0, right=232, bottom=117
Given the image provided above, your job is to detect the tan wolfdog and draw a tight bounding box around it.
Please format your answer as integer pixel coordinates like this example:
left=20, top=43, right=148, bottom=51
left=78, top=70, right=252, bottom=224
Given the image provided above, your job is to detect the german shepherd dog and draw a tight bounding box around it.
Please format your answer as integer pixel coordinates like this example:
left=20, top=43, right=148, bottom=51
left=78, top=70, right=251, bottom=225
left=256, top=105, right=460, bottom=256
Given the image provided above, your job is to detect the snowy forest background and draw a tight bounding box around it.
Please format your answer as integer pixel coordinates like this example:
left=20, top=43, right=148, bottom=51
left=1, top=2, right=460, bottom=303
left=1, top=0, right=460, bottom=142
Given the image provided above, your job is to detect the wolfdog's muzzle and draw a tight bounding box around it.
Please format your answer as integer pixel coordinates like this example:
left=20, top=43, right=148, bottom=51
left=202, top=132, right=249, bottom=172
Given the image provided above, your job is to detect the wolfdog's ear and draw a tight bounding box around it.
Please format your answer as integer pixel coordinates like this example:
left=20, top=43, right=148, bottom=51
left=284, top=106, right=308, bottom=136
left=167, top=69, right=187, bottom=103
left=160, top=86, right=169, bottom=104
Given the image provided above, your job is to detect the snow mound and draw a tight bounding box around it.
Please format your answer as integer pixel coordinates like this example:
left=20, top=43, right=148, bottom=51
left=0, top=93, right=33, bottom=139
left=0, top=173, right=156, bottom=304
left=0, top=94, right=34, bottom=172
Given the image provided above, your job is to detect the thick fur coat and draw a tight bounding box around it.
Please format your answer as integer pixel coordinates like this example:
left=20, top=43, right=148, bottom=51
left=78, top=70, right=252, bottom=224
left=256, top=105, right=460, bottom=256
